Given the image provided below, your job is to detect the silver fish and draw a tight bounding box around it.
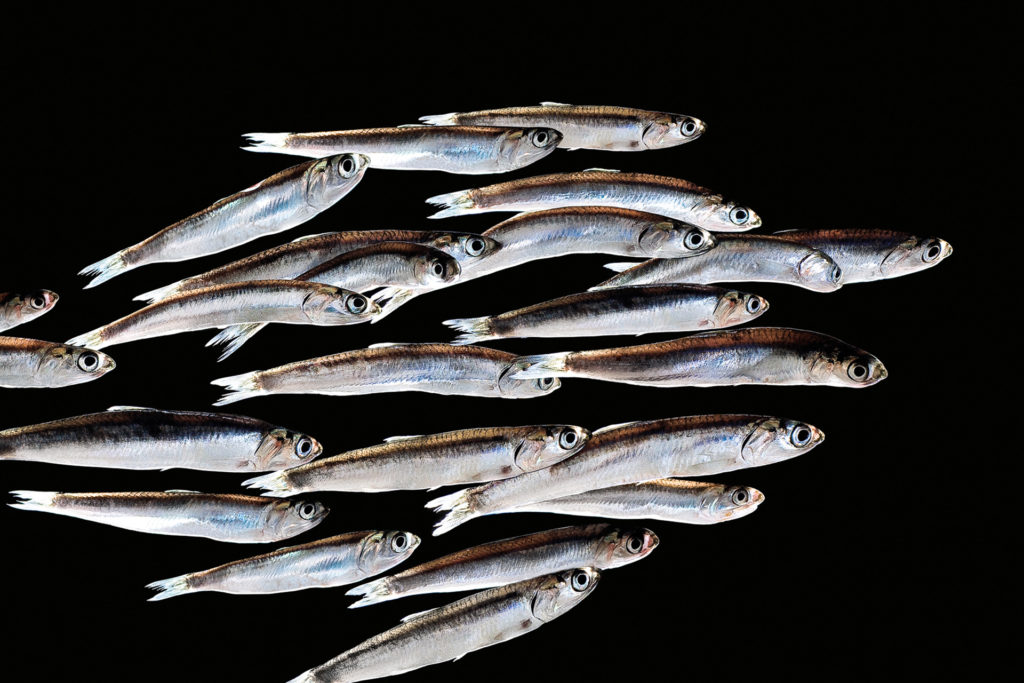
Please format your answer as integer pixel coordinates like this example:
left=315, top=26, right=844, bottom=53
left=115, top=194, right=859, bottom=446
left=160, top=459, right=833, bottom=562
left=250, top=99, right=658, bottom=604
left=243, top=125, right=561, bottom=174
left=426, top=169, right=760, bottom=231
left=0, top=336, right=115, bottom=388
left=0, top=289, right=58, bottom=332
left=593, top=234, right=843, bottom=292
left=444, top=285, right=768, bottom=344
left=513, top=479, right=765, bottom=525
left=146, top=530, right=420, bottom=601
left=347, top=524, right=654, bottom=608
left=0, top=405, right=322, bottom=472
left=286, top=568, right=599, bottom=683
left=511, top=327, right=887, bottom=389
left=243, top=425, right=590, bottom=496
left=211, top=343, right=560, bottom=406
left=421, top=102, right=705, bottom=151
left=428, top=415, right=823, bottom=535
left=8, top=490, right=328, bottom=543
left=770, top=228, right=953, bottom=283
left=79, top=154, right=369, bottom=287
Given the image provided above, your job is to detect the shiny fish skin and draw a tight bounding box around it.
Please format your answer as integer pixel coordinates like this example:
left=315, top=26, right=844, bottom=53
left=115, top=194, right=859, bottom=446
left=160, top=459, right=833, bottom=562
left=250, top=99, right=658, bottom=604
left=211, top=343, right=560, bottom=405
left=426, top=170, right=760, bottom=232
left=287, top=568, right=599, bottom=683
left=0, top=406, right=322, bottom=472
left=243, top=425, right=590, bottom=496
left=0, top=289, right=58, bottom=332
left=243, top=126, right=561, bottom=174
left=65, top=281, right=376, bottom=351
left=428, top=415, right=823, bottom=535
left=421, top=102, right=705, bottom=151
left=79, top=154, right=369, bottom=288
left=514, top=479, right=765, bottom=525
left=770, top=228, right=954, bottom=283
left=146, top=530, right=420, bottom=601
left=444, top=285, right=768, bottom=345
left=0, top=336, right=115, bottom=388
left=592, top=234, right=843, bottom=292
left=511, top=327, right=887, bottom=389
left=347, top=524, right=653, bottom=608
left=7, top=491, right=328, bottom=543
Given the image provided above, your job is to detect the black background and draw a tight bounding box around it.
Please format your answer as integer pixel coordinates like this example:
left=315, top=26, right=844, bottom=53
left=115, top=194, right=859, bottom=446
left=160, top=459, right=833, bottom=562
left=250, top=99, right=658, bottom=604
left=3, top=11, right=1002, bottom=682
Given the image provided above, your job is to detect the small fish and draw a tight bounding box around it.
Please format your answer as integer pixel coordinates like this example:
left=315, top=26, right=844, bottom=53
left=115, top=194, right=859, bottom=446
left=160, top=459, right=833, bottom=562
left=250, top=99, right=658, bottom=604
left=211, top=343, right=560, bottom=406
left=426, top=169, right=760, bottom=231
left=243, top=126, right=561, bottom=174
left=146, top=530, right=420, bottom=601
left=79, top=154, right=368, bottom=287
left=770, top=228, right=953, bottom=283
left=513, top=479, right=765, bottom=525
left=511, top=327, right=887, bottom=389
left=347, top=524, right=654, bottom=608
left=420, top=102, right=706, bottom=151
left=286, top=568, right=599, bottom=683
left=0, top=289, right=59, bottom=332
left=0, top=406, right=322, bottom=472
left=445, top=285, right=768, bottom=344
left=0, top=336, right=115, bottom=388
left=243, top=425, right=589, bottom=496
left=8, top=490, right=327, bottom=543
left=428, top=414, right=823, bottom=534
left=592, top=234, right=843, bottom=292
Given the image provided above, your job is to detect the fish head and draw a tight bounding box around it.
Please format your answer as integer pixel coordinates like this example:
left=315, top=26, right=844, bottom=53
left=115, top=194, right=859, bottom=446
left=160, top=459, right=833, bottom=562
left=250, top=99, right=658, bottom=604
left=500, top=127, right=562, bottom=170
left=302, top=286, right=379, bottom=325
left=531, top=568, right=600, bottom=622
left=513, top=425, right=591, bottom=472
left=642, top=114, right=706, bottom=148
left=4, top=288, right=59, bottom=324
left=600, top=527, right=660, bottom=567
left=273, top=499, right=329, bottom=537
left=712, top=289, right=769, bottom=327
left=796, top=250, right=844, bottom=291
left=306, top=153, right=369, bottom=208
left=254, top=428, right=322, bottom=470
left=638, top=219, right=716, bottom=257
left=692, top=194, right=762, bottom=232
left=427, top=232, right=502, bottom=268
left=413, top=249, right=461, bottom=287
left=742, top=417, right=825, bottom=466
left=358, top=530, right=421, bottom=572
left=699, top=485, right=765, bottom=523
left=39, top=344, right=115, bottom=386
left=806, top=340, right=888, bottom=387
left=880, top=235, right=953, bottom=278
left=499, top=362, right=561, bottom=398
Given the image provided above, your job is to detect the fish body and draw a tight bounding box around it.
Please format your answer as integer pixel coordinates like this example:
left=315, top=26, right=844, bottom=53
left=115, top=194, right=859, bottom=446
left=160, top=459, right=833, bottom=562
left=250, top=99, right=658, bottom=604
left=0, top=290, right=58, bottom=332
left=0, top=336, right=115, bottom=388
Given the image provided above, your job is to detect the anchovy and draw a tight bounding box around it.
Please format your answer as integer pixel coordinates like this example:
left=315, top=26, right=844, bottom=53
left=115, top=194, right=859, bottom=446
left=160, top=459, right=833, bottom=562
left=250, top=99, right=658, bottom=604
left=79, top=154, right=369, bottom=287
left=0, top=406, right=322, bottom=472
left=444, top=285, right=768, bottom=344
left=243, top=126, right=561, bottom=174
left=8, top=490, right=328, bottom=543
left=428, top=415, right=823, bottom=535
left=0, top=336, right=115, bottom=388
left=426, top=170, right=760, bottom=231
left=0, top=289, right=58, bottom=332
left=346, top=524, right=654, bottom=608
left=146, top=530, right=420, bottom=601
left=243, top=425, right=590, bottom=496
left=420, top=102, right=705, bottom=151
left=286, top=568, right=599, bottom=683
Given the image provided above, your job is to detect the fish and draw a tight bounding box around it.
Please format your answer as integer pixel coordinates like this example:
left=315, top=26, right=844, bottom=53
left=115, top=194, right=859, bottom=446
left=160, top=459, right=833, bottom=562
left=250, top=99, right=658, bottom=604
left=512, top=479, right=765, bottom=525
left=243, top=126, right=561, bottom=174
left=444, top=285, right=768, bottom=344
left=770, top=228, right=954, bottom=283
left=146, top=530, right=419, bottom=601
left=346, top=524, right=654, bottom=608
left=133, top=231, right=500, bottom=304
left=592, top=234, right=843, bottom=292
left=286, top=568, right=599, bottom=683
left=425, top=169, right=760, bottom=231
left=428, top=414, right=823, bottom=535
left=0, top=289, right=59, bottom=332
left=79, top=154, right=369, bottom=287
left=211, top=343, right=560, bottom=406
left=7, top=490, right=328, bottom=543
left=0, top=336, right=115, bottom=388
left=420, top=102, right=706, bottom=151
left=242, top=425, right=590, bottom=496
left=510, top=327, right=887, bottom=389
left=0, top=405, right=322, bottom=472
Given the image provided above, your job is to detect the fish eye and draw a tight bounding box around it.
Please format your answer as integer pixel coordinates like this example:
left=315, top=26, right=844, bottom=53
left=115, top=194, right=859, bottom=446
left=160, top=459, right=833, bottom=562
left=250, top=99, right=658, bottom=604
left=829, top=264, right=843, bottom=283
left=30, top=294, right=47, bottom=309
left=680, top=118, right=699, bottom=137
left=745, top=297, right=762, bottom=314
left=431, top=261, right=446, bottom=277
left=298, top=502, right=318, bottom=520
left=391, top=533, right=408, bottom=552
left=570, top=570, right=590, bottom=592
left=923, top=240, right=943, bottom=262
left=558, top=430, right=578, bottom=449
left=847, top=361, right=869, bottom=382
left=347, top=295, right=368, bottom=314
left=684, top=230, right=705, bottom=250
left=791, top=425, right=813, bottom=447
left=731, top=488, right=749, bottom=505
left=77, top=351, right=99, bottom=372
left=339, top=156, right=357, bottom=177
left=536, top=377, right=555, bottom=390
left=729, top=207, right=750, bottom=225
left=531, top=130, right=550, bottom=147
left=625, top=534, right=645, bottom=554
left=295, top=437, right=314, bottom=457
left=465, top=237, right=487, bottom=257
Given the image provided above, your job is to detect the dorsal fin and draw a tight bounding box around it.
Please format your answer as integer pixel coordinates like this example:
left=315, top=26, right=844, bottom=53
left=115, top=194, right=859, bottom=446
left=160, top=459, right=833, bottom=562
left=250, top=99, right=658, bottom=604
left=291, top=232, right=341, bottom=243
left=584, top=168, right=621, bottom=173
left=772, top=229, right=799, bottom=234
left=593, top=421, right=639, bottom=435
left=397, top=123, right=429, bottom=128
left=401, top=607, right=441, bottom=623
left=164, top=489, right=200, bottom=494
left=384, top=435, right=425, bottom=443
left=539, top=101, right=571, bottom=107
left=106, top=405, right=153, bottom=412
left=368, top=342, right=409, bottom=349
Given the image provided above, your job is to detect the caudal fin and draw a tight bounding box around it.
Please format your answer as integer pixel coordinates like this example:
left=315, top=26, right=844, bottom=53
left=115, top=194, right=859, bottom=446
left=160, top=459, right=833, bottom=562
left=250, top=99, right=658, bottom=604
left=507, top=352, right=570, bottom=380
left=425, top=189, right=477, bottom=219
left=145, top=574, right=193, bottom=601
left=206, top=323, right=266, bottom=361
left=8, top=490, right=57, bottom=512
left=79, top=252, right=132, bottom=288
left=345, top=577, right=397, bottom=608
left=241, top=471, right=293, bottom=498
left=210, top=371, right=265, bottom=406
left=241, top=132, right=293, bottom=153
left=425, top=488, right=480, bottom=536
left=418, top=112, right=459, bottom=126
left=443, top=316, right=495, bottom=345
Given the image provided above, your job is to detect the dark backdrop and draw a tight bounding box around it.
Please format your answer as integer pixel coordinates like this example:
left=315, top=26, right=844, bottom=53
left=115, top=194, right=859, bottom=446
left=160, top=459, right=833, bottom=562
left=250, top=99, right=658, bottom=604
left=3, top=11, right=999, bottom=682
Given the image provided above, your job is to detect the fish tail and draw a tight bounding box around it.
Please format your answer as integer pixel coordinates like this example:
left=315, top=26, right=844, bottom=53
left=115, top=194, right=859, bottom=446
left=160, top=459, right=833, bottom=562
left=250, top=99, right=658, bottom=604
left=418, top=112, right=458, bottom=126
left=370, top=288, right=420, bottom=323
left=8, top=490, right=57, bottom=512
left=145, top=574, right=192, bottom=601
left=344, top=577, right=396, bottom=607
left=79, top=251, right=132, bottom=288
left=241, top=471, right=292, bottom=497
left=64, top=328, right=106, bottom=349
left=425, top=189, right=476, bottom=219
left=508, top=352, right=569, bottom=379
left=210, top=371, right=265, bottom=406
left=241, top=132, right=292, bottom=153
left=426, top=488, right=479, bottom=536
left=133, top=281, right=181, bottom=303
left=604, top=262, right=639, bottom=272
left=443, top=316, right=495, bottom=345
left=206, top=323, right=266, bottom=361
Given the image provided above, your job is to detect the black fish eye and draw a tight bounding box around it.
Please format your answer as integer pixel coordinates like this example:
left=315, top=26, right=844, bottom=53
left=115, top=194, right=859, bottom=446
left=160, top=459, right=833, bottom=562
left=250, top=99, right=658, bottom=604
left=532, top=130, right=549, bottom=147
left=537, top=377, right=554, bottom=390
left=347, top=295, right=368, bottom=314
left=30, top=295, right=47, bottom=309
left=626, top=534, right=645, bottom=554
left=339, top=157, right=356, bottom=175
left=558, top=430, right=578, bottom=449
left=571, top=571, right=590, bottom=591
left=295, top=437, right=313, bottom=457
left=77, top=351, right=99, bottom=372
left=466, top=237, right=486, bottom=256
left=746, top=297, right=761, bottom=313
left=298, top=503, right=317, bottom=519
left=791, top=425, right=813, bottom=446
left=684, top=231, right=705, bottom=249
left=924, top=241, right=942, bottom=262
left=830, top=264, right=843, bottom=282
left=848, top=361, right=869, bottom=381
left=732, top=488, right=749, bottom=505
left=681, top=118, right=698, bottom=136
left=431, top=261, right=445, bottom=277
left=730, top=207, right=749, bottom=225
left=391, top=533, right=408, bottom=551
